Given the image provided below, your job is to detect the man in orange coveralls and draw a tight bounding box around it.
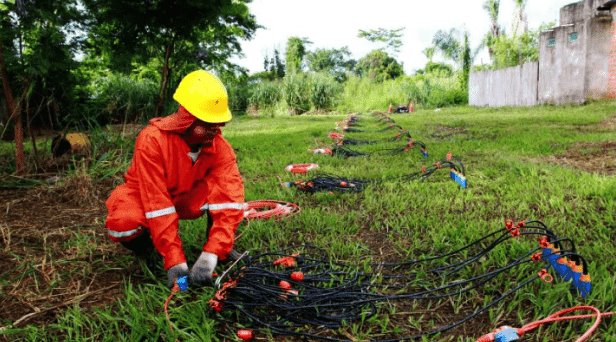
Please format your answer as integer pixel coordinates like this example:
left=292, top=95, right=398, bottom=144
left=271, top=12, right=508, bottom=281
left=105, top=70, right=244, bottom=288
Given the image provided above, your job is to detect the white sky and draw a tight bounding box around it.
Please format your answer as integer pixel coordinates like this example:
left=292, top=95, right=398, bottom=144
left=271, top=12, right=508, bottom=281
left=230, top=0, right=576, bottom=74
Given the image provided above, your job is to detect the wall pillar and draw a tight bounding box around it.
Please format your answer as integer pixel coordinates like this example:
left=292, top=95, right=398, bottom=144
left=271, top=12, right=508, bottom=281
left=608, top=8, right=616, bottom=98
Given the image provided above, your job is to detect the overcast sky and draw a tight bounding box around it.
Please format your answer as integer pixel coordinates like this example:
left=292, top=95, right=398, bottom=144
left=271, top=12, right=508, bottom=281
left=230, top=0, right=576, bottom=74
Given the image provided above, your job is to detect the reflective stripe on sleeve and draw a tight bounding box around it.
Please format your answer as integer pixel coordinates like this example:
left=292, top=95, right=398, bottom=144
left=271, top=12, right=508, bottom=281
left=200, top=202, right=246, bottom=211
left=145, top=206, right=176, bottom=219
left=108, top=227, right=142, bottom=238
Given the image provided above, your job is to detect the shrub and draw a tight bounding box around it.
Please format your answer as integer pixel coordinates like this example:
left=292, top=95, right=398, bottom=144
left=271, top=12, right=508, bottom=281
left=308, top=73, right=341, bottom=112
left=248, top=81, right=282, bottom=113
left=226, top=81, right=250, bottom=114
left=338, top=73, right=467, bottom=112
left=283, top=73, right=311, bottom=114
left=92, top=74, right=158, bottom=124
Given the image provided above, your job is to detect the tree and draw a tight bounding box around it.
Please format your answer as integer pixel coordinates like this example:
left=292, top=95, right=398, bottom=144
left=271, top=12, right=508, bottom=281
left=306, top=47, right=355, bottom=82
left=272, top=49, right=285, bottom=78
left=490, top=24, right=549, bottom=69
left=0, top=35, right=24, bottom=174
left=84, top=0, right=258, bottom=116
left=1, top=0, right=82, bottom=173
left=432, top=28, right=463, bottom=64
left=423, top=47, right=435, bottom=63
left=511, top=0, right=528, bottom=36
left=482, top=0, right=502, bottom=59
left=355, top=50, right=403, bottom=82
left=461, top=32, right=471, bottom=90
left=285, top=37, right=310, bottom=75
left=358, top=27, right=404, bottom=55
left=431, top=28, right=473, bottom=88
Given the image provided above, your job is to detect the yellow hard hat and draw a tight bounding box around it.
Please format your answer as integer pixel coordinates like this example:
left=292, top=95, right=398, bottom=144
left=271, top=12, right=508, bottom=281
left=173, top=70, right=232, bottom=123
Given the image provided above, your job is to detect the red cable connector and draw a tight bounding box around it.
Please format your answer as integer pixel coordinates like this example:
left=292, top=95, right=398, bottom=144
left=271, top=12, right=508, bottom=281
left=237, top=329, right=254, bottom=341
left=291, top=271, right=304, bottom=282
left=273, top=254, right=299, bottom=268
left=531, top=253, right=542, bottom=262
left=537, top=269, right=553, bottom=283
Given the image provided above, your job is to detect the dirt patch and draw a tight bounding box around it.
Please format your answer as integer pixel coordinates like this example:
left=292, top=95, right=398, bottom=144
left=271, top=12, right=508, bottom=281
left=430, top=125, right=468, bottom=140
left=0, top=179, right=135, bottom=330
left=542, top=141, right=616, bottom=174
left=598, top=115, right=616, bottom=130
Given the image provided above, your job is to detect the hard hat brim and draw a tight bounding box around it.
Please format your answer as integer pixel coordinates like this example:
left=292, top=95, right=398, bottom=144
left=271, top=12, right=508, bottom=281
left=190, top=107, right=232, bottom=123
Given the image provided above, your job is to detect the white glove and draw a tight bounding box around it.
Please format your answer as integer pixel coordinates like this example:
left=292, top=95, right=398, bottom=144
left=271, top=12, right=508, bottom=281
left=167, top=262, right=189, bottom=288
left=190, top=252, right=218, bottom=285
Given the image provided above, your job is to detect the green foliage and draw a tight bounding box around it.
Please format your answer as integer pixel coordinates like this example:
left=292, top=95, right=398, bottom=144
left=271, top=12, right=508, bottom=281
left=225, top=79, right=250, bottom=115
left=84, top=0, right=257, bottom=70
left=0, top=0, right=82, bottom=129
left=490, top=24, right=551, bottom=69
left=339, top=74, right=466, bottom=111
left=461, top=32, right=471, bottom=90
left=416, top=62, right=453, bottom=76
left=355, top=50, right=404, bottom=82
left=84, top=0, right=258, bottom=111
left=430, top=28, right=473, bottom=89
left=285, top=37, right=310, bottom=75
left=282, top=73, right=310, bottom=114
left=358, top=27, right=404, bottom=54
left=248, top=81, right=281, bottom=111
left=91, top=73, right=158, bottom=124
left=306, top=47, right=355, bottom=82
left=432, top=28, right=464, bottom=63
left=263, top=49, right=285, bottom=79
left=482, top=0, right=502, bottom=57
left=308, top=73, right=341, bottom=111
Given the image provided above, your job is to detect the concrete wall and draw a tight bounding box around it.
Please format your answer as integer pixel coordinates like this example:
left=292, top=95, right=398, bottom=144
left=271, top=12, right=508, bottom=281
left=585, top=16, right=612, bottom=99
left=469, top=62, right=538, bottom=107
left=469, top=0, right=614, bottom=107
left=608, top=17, right=616, bottom=97
left=538, top=22, right=587, bottom=105
left=561, top=2, right=586, bottom=25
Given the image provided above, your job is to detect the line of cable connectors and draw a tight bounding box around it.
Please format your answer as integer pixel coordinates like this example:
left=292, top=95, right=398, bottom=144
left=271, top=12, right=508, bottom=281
left=283, top=151, right=467, bottom=192
left=204, top=220, right=604, bottom=341
left=313, top=112, right=429, bottom=159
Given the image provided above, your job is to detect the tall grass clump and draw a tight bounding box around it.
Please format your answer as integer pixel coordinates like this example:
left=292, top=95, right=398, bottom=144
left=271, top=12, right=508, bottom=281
left=92, top=74, right=158, bottom=124
left=308, top=73, right=341, bottom=112
left=283, top=73, right=311, bottom=114
left=248, top=81, right=282, bottom=114
left=226, top=81, right=251, bottom=115
left=338, top=73, right=467, bottom=112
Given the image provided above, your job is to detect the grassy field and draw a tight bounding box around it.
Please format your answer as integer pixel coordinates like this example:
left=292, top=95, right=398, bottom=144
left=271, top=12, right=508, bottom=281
left=0, top=101, right=615, bottom=341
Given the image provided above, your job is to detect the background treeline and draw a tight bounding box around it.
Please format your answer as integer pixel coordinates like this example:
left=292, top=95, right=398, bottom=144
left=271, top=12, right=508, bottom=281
left=0, top=0, right=544, bottom=150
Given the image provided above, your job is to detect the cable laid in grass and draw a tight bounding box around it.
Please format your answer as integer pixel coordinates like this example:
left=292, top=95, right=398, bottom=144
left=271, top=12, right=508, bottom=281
left=282, top=174, right=367, bottom=193
left=206, top=220, right=597, bottom=341
left=286, top=153, right=467, bottom=193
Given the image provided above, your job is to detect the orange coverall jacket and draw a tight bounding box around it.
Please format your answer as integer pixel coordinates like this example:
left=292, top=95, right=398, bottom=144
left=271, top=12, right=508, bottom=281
left=105, top=108, right=245, bottom=270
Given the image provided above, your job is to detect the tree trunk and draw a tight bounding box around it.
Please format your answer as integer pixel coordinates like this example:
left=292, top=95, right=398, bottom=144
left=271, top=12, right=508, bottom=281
left=0, top=39, right=26, bottom=175
left=156, top=40, right=174, bottom=116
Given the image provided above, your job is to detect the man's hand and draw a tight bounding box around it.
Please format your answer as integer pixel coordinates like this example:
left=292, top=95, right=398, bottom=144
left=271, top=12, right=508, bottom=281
left=190, top=252, right=218, bottom=285
left=167, top=262, right=189, bottom=288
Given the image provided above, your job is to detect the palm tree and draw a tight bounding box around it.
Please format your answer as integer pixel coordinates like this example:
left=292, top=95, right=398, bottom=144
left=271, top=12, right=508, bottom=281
left=423, top=47, right=435, bottom=63
left=431, top=28, right=473, bottom=89
left=482, top=0, right=501, bottom=58
left=512, top=0, right=528, bottom=36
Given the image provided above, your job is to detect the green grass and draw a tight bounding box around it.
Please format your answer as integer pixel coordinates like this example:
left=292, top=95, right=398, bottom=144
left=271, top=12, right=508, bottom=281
left=1, top=100, right=615, bottom=341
